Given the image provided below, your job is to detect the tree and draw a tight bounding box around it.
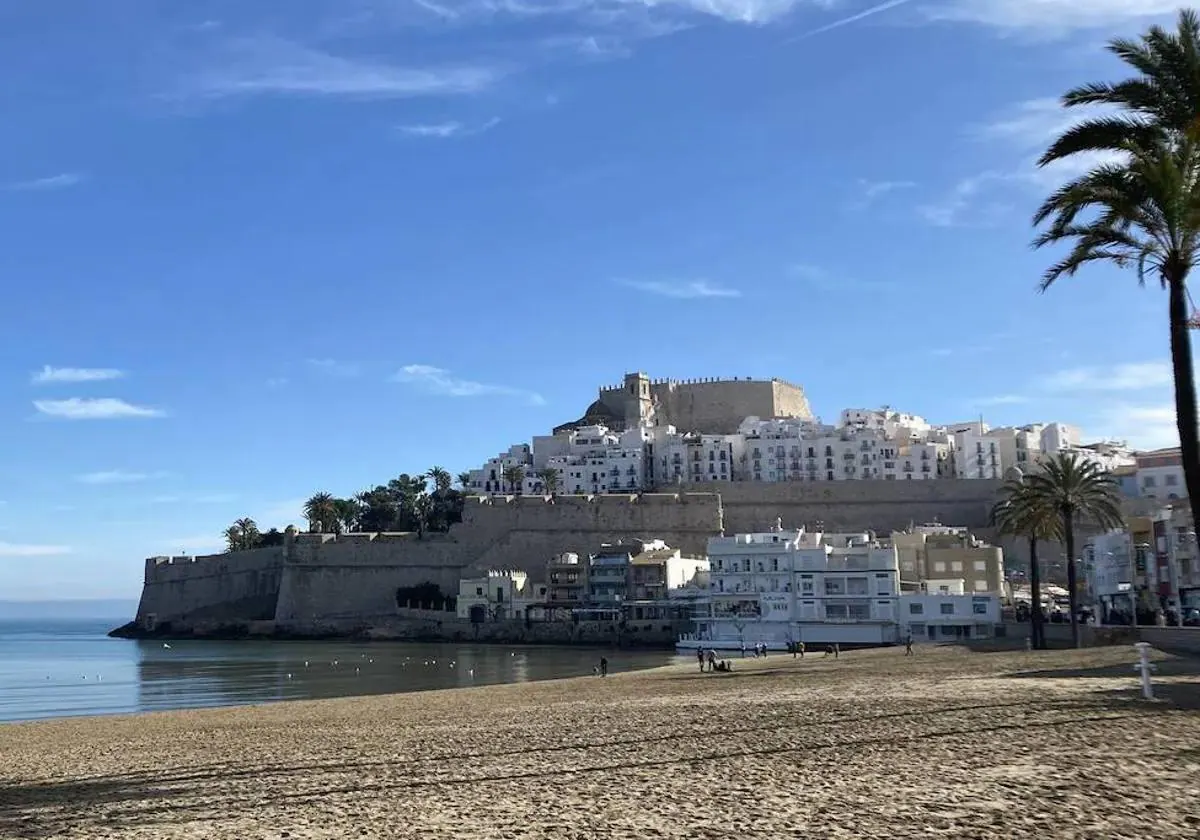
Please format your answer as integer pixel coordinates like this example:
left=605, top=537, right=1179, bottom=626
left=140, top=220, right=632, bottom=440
left=502, top=465, right=525, bottom=495
left=457, top=471, right=474, bottom=493
left=333, top=498, right=361, bottom=534
left=426, top=466, right=453, bottom=495
left=536, top=467, right=560, bottom=496
left=992, top=475, right=1059, bottom=649
left=224, top=517, right=262, bottom=552
left=1034, top=9, right=1200, bottom=537
left=1021, top=454, right=1126, bottom=647
left=303, top=492, right=338, bottom=534
left=355, top=487, right=398, bottom=532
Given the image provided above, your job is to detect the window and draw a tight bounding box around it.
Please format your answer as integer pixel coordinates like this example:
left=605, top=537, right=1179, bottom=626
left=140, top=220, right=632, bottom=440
left=973, top=560, right=987, bottom=572
left=1166, top=474, right=1179, bottom=486
left=972, top=601, right=989, bottom=614
left=846, top=577, right=868, bottom=595
left=933, top=561, right=946, bottom=573
left=908, top=603, right=923, bottom=615
left=1144, top=476, right=1157, bottom=487
left=825, top=603, right=848, bottom=619
left=909, top=622, right=926, bottom=636
left=846, top=602, right=871, bottom=620
left=974, top=581, right=989, bottom=592
left=476, top=587, right=484, bottom=596
left=825, top=579, right=845, bottom=596
left=940, top=603, right=954, bottom=615
left=771, top=558, right=779, bottom=572
left=951, top=561, right=963, bottom=572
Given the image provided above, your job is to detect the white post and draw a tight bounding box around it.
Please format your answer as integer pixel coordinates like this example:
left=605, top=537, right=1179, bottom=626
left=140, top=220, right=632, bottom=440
left=1133, top=642, right=1155, bottom=700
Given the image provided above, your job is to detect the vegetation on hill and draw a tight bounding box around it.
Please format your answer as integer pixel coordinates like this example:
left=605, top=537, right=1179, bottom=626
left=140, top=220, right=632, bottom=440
left=222, top=467, right=473, bottom=552
left=1033, top=8, right=1200, bottom=537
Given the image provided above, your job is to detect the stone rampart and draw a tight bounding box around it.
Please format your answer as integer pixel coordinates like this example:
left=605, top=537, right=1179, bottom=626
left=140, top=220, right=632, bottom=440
left=135, top=547, right=283, bottom=624
left=127, top=481, right=1018, bottom=636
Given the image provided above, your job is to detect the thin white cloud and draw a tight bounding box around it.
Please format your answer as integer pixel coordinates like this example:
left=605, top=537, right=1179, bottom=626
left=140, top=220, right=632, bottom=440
left=791, top=0, right=914, bottom=38
left=618, top=279, right=742, bottom=299
left=1042, top=361, right=1171, bottom=392
left=1093, top=403, right=1180, bottom=451
left=3, top=173, right=85, bottom=192
left=857, top=178, right=916, bottom=201
left=188, top=37, right=501, bottom=100
left=924, top=0, right=1178, bottom=32
left=972, top=394, right=1029, bottom=406
left=31, top=365, right=125, bottom=384
left=306, top=358, right=361, bottom=377
left=393, top=364, right=546, bottom=405
left=33, top=398, right=166, bottom=420
left=76, top=470, right=165, bottom=485
left=396, top=117, right=500, bottom=138
left=0, top=542, right=72, bottom=557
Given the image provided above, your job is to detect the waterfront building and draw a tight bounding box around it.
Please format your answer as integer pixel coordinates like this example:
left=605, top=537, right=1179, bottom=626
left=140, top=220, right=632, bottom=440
left=891, top=526, right=1006, bottom=596
left=897, top=593, right=1001, bottom=642
left=456, top=570, right=546, bottom=621
left=1136, top=447, right=1186, bottom=501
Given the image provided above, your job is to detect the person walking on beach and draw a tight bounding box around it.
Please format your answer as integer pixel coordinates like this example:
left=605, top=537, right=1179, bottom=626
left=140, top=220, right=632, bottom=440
left=797, top=641, right=805, bottom=659
left=599, top=656, right=608, bottom=677
left=904, top=635, right=913, bottom=656
left=697, top=648, right=706, bottom=672
left=834, top=643, right=840, bottom=659
left=706, top=649, right=716, bottom=672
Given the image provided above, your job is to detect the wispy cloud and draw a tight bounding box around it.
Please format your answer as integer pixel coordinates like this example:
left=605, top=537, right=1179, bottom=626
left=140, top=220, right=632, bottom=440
left=0, top=542, right=72, bottom=557
left=789, top=0, right=914, bottom=39
left=306, top=358, right=361, bottom=377
left=617, top=279, right=741, bottom=299
left=186, top=37, right=502, bottom=100
left=1041, top=361, right=1172, bottom=392
left=856, top=177, right=915, bottom=203
left=1093, top=403, right=1179, bottom=450
left=971, top=394, right=1029, bottom=406
left=788, top=263, right=890, bottom=292
left=924, top=0, right=1178, bottom=33
left=76, top=470, right=165, bottom=485
left=393, top=364, right=546, bottom=405
left=3, top=173, right=85, bottom=192
left=396, top=118, right=500, bottom=138
left=921, top=98, right=1126, bottom=226
left=31, top=365, right=125, bottom=385
left=33, top=398, right=166, bottom=420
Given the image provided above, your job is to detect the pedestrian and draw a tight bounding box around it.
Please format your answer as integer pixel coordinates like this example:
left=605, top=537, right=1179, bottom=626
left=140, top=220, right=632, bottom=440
left=697, top=648, right=706, bottom=672
left=706, top=649, right=717, bottom=672
left=599, top=656, right=608, bottom=677
left=790, top=642, right=797, bottom=659
left=834, top=643, right=840, bottom=659
left=904, top=635, right=913, bottom=656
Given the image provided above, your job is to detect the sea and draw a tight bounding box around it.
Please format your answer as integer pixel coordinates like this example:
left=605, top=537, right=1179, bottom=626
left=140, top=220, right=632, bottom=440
left=0, top=617, right=688, bottom=723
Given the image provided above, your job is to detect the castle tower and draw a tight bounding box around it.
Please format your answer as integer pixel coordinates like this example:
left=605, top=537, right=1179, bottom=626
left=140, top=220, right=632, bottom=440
left=623, top=372, right=655, bottom=429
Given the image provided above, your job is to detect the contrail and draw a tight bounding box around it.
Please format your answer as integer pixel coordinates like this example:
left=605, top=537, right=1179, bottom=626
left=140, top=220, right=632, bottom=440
left=788, top=0, right=916, bottom=41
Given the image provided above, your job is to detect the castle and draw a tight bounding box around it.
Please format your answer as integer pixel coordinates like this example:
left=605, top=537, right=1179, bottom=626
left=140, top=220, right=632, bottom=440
left=123, top=369, right=1121, bottom=636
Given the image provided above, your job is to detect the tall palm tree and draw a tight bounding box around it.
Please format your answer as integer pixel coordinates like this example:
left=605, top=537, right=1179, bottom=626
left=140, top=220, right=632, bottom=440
left=1034, top=9, right=1200, bottom=536
left=992, top=475, right=1059, bottom=649
left=303, top=492, right=338, bottom=534
left=536, top=467, right=560, bottom=496
left=426, top=466, right=453, bottom=495
left=456, top=471, right=474, bottom=493
left=333, top=498, right=361, bottom=534
left=502, top=465, right=525, bottom=495
left=226, top=517, right=261, bottom=552
left=1022, top=454, right=1126, bottom=647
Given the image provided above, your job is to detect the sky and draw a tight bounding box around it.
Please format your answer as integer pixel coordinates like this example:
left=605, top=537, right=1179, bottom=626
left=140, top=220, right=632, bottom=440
left=0, top=0, right=1191, bottom=599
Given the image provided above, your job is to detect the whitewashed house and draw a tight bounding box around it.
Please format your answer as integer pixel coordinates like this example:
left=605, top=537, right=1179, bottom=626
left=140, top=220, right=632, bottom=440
left=456, top=570, right=546, bottom=621
left=898, top=593, right=1000, bottom=642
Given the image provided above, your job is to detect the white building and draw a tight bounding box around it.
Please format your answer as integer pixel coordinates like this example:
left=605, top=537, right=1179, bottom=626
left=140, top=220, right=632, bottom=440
left=1136, top=447, right=1186, bottom=501
left=898, top=593, right=1000, bottom=642
left=456, top=570, right=546, bottom=621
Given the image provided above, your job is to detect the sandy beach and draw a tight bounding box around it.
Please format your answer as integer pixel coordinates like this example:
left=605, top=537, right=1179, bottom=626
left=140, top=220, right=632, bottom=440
left=1, top=645, right=1198, bottom=839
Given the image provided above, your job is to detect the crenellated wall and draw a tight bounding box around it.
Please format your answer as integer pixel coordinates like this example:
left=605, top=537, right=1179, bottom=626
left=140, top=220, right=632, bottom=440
left=127, top=481, right=1012, bottom=635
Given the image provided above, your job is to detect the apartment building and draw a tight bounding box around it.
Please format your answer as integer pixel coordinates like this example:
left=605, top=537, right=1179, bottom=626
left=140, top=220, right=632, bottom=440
left=891, top=526, right=1006, bottom=595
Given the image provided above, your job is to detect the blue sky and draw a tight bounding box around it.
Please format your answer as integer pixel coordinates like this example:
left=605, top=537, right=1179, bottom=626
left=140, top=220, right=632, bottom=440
left=0, top=0, right=1188, bottom=599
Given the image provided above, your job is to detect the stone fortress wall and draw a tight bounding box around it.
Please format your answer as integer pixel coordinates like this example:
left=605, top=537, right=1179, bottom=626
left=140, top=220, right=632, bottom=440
left=594, top=375, right=814, bottom=434
left=132, top=479, right=1007, bottom=635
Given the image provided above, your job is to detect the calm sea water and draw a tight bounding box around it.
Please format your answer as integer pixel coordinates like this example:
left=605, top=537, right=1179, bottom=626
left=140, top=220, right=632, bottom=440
left=0, top=619, right=687, bottom=723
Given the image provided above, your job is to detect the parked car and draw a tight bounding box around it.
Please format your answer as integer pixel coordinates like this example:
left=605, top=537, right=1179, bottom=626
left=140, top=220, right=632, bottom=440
left=1182, top=607, right=1200, bottom=627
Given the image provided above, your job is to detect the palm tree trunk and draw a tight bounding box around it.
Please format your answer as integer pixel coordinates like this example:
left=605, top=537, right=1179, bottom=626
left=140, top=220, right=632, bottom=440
left=1064, top=515, right=1080, bottom=648
left=1029, top=536, right=1045, bottom=650
left=1168, top=276, right=1200, bottom=538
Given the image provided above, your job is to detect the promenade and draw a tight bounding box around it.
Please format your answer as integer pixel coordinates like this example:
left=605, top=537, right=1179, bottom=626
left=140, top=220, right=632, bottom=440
left=1, top=646, right=1198, bottom=839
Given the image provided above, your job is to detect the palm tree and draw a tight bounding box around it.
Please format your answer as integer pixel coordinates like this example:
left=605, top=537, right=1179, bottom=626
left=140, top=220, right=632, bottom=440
left=1034, top=9, right=1200, bottom=536
left=456, top=471, right=474, bottom=493
left=223, top=525, right=243, bottom=553
left=536, top=467, right=560, bottom=496
left=333, top=498, right=360, bottom=534
left=502, top=465, right=525, bottom=495
left=992, top=475, right=1059, bottom=649
left=225, top=517, right=261, bottom=552
left=303, top=492, right=338, bottom=533
left=1021, top=454, right=1126, bottom=647
left=426, top=466, right=453, bottom=495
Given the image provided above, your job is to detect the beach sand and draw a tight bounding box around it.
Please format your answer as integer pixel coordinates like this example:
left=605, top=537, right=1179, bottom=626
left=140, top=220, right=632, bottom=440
left=1, top=645, right=1199, bottom=839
